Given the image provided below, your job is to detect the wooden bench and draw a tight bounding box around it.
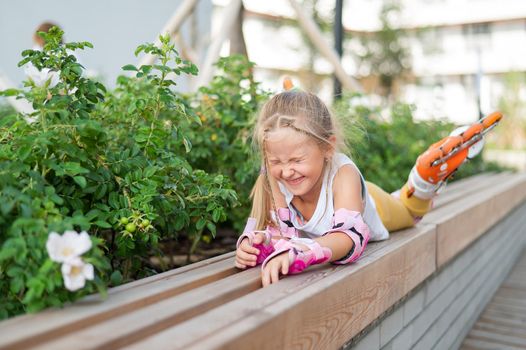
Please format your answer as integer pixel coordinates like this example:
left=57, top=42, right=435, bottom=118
left=1, top=172, right=526, bottom=350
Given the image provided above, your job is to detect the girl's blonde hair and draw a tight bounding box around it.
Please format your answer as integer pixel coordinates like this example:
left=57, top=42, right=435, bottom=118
left=250, top=90, right=345, bottom=229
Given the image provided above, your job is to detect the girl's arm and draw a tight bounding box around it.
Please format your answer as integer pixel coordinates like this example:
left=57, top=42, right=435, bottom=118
left=314, top=164, right=363, bottom=261
left=332, top=164, right=364, bottom=213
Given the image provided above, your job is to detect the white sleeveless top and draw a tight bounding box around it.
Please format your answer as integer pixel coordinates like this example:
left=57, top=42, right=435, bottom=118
left=277, top=153, right=389, bottom=241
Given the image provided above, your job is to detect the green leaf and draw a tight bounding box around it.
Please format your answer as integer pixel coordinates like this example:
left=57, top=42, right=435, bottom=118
left=110, top=270, right=123, bottom=285
left=0, top=248, right=17, bottom=261
left=182, top=137, right=192, bottom=153
left=18, top=144, right=32, bottom=160
left=63, top=162, right=89, bottom=175
left=73, top=176, right=87, bottom=189
left=108, top=192, right=119, bottom=209
left=94, top=220, right=111, bottom=229
left=206, top=222, right=216, bottom=236
left=212, top=208, right=221, bottom=222
left=196, top=218, right=206, bottom=230
left=0, top=88, right=19, bottom=97
left=10, top=277, right=24, bottom=294
left=122, top=64, right=138, bottom=71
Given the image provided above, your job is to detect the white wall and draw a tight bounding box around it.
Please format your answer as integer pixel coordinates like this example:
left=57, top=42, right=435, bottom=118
left=0, top=0, right=212, bottom=90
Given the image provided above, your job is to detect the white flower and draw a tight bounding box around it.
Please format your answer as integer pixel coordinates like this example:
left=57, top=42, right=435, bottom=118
left=24, top=64, right=60, bottom=88
left=61, top=257, right=94, bottom=291
left=46, top=230, right=92, bottom=263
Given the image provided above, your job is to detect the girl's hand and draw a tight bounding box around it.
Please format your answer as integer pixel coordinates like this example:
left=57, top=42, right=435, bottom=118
left=261, top=251, right=289, bottom=287
left=235, top=233, right=265, bottom=269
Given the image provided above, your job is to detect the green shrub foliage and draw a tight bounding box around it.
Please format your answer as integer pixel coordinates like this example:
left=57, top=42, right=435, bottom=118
left=0, top=28, right=237, bottom=317
left=184, top=55, right=270, bottom=231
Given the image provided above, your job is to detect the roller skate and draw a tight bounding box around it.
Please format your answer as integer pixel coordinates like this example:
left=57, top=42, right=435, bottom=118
left=406, top=111, right=503, bottom=199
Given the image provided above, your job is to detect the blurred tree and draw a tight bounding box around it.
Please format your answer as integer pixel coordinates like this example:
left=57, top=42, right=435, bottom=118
left=356, top=0, right=411, bottom=99
left=491, top=71, right=526, bottom=149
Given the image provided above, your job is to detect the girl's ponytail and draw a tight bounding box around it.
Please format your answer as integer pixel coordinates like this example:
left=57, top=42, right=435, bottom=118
left=250, top=173, right=272, bottom=230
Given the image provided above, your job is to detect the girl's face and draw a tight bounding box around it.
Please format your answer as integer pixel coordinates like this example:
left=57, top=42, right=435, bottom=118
left=265, top=128, right=331, bottom=202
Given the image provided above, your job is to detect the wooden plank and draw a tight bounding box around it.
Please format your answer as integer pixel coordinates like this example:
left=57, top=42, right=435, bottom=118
left=423, top=173, right=526, bottom=267
left=108, top=251, right=234, bottom=294
left=484, top=304, right=526, bottom=318
left=491, top=296, right=526, bottom=309
left=479, top=314, right=526, bottom=328
left=481, top=309, right=526, bottom=324
left=466, top=329, right=526, bottom=348
left=462, top=337, right=526, bottom=350
left=431, top=172, right=510, bottom=210
left=31, top=269, right=261, bottom=350
left=0, top=257, right=237, bottom=350
left=462, top=248, right=526, bottom=349
left=496, top=286, right=526, bottom=300
left=126, top=224, right=436, bottom=349
left=473, top=321, right=526, bottom=340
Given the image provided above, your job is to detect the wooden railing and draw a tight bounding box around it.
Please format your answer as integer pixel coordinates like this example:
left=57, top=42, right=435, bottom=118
left=1, top=172, right=525, bottom=350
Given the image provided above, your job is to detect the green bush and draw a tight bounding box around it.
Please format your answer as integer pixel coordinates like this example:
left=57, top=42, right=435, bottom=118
left=0, top=104, right=16, bottom=118
left=0, top=28, right=237, bottom=317
left=183, top=55, right=270, bottom=232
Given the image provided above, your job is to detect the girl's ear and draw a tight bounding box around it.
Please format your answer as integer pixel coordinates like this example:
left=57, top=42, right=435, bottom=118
left=325, top=135, right=337, bottom=160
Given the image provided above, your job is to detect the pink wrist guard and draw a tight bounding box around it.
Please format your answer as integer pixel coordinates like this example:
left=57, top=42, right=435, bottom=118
left=261, top=237, right=332, bottom=274
left=324, top=208, right=371, bottom=264
left=236, top=208, right=301, bottom=266
left=236, top=218, right=275, bottom=265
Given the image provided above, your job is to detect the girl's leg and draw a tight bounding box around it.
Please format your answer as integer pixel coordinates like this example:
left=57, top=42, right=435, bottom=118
left=366, top=181, right=417, bottom=231
left=399, top=184, right=434, bottom=218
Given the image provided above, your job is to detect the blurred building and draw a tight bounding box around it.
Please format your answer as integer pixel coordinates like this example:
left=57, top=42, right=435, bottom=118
left=235, top=0, right=526, bottom=124
left=393, top=0, right=526, bottom=123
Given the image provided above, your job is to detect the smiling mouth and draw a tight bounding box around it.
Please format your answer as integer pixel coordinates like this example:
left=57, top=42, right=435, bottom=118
left=286, top=176, right=305, bottom=185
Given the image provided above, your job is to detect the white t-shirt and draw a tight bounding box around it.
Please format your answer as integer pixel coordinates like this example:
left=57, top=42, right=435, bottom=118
left=277, top=153, right=389, bottom=241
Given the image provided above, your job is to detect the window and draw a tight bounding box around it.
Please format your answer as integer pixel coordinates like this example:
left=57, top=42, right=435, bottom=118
left=463, top=23, right=492, bottom=50
left=421, top=27, right=444, bottom=55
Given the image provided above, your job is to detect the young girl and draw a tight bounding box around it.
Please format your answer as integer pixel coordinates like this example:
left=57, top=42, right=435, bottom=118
left=235, top=90, right=501, bottom=287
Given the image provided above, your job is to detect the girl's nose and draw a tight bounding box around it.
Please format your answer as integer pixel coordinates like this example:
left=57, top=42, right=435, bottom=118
left=282, top=165, right=295, bottom=178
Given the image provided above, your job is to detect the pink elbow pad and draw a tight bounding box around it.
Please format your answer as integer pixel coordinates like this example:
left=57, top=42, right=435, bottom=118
left=276, top=208, right=300, bottom=239
left=324, top=208, right=371, bottom=264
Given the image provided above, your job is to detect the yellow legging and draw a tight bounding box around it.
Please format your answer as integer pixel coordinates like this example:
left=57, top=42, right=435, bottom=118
left=366, top=181, right=433, bottom=232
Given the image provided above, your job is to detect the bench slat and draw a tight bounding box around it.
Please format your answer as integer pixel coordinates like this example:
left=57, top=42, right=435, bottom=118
left=0, top=257, right=237, bottom=350
left=431, top=172, right=510, bottom=210
left=31, top=269, right=261, bottom=350
left=126, top=224, right=436, bottom=350
left=423, top=173, right=526, bottom=267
